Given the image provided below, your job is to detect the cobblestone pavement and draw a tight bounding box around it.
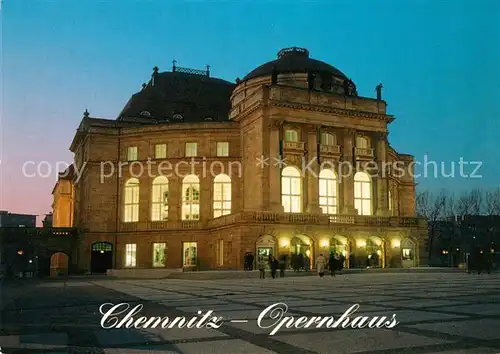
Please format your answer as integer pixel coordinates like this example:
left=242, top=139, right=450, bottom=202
left=1, top=272, right=500, bottom=353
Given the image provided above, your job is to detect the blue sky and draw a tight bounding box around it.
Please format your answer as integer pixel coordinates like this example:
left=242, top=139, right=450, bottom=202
left=1, top=0, right=499, bottom=215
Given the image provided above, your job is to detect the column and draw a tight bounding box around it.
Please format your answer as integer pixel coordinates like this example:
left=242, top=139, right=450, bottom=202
left=269, top=120, right=284, bottom=212
left=342, top=128, right=357, bottom=214
left=200, top=174, right=212, bottom=222
left=169, top=175, right=181, bottom=222
left=376, top=132, right=389, bottom=216
left=306, top=125, right=321, bottom=213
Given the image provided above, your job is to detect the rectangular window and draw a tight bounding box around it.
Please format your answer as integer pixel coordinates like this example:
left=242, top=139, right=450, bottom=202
left=155, top=144, right=167, bottom=159
left=321, top=133, right=336, bottom=146
left=125, top=244, right=137, bottom=267
left=216, top=142, right=229, bottom=157
left=185, top=142, right=197, bottom=157
left=285, top=130, right=298, bottom=142
left=127, top=146, right=138, bottom=161
left=183, top=242, right=197, bottom=267
left=356, top=136, right=368, bottom=149
left=152, top=243, right=166, bottom=267
left=216, top=239, right=224, bottom=266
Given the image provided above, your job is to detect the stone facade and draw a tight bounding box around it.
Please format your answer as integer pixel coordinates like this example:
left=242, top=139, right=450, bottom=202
left=54, top=49, right=428, bottom=273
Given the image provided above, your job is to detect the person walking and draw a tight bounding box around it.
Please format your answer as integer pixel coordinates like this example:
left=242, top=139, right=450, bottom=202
left=258, top=255, right=266, bottom=279
left=329, top=252, right=336, bottom=277
left=270, top=256, right=278, bottom=279
left=316, top=254, right=327, bottom=277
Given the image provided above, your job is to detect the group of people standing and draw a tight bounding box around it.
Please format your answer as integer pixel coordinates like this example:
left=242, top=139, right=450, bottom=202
left=256, top=252, right=346, bottom=279
left=315, top=252, right=345, bottom=277
left=258, top=254, right=287, bottom=279
left=243, top=252, right=255, bottom=271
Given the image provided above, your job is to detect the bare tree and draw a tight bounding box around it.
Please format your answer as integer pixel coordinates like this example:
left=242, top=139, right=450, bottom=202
left=454, top=189, right=483, bottom=217
left=416, top=189, right=447, bottom=260
left=484, top=188, right=500, bottom=216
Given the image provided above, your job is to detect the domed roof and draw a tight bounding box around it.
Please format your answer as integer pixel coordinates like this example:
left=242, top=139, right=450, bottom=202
left=118, top=68, right=235, bottom=123
left=242, top=47, right=348, bottom=82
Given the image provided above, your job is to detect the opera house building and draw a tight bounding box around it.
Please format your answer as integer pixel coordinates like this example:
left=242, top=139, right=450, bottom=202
left=52, top=47, right=428, bottom=274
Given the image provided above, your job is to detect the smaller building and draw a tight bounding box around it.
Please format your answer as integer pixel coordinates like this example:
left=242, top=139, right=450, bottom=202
left=0, top=211, right=37, bottom=227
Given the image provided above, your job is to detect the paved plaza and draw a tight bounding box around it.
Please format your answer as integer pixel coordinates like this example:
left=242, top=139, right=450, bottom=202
left=1, top=272, right=500, bottom=353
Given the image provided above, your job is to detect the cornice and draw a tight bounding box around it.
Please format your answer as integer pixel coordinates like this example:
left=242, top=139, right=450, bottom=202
left=269, top=101, right=394, bottom=121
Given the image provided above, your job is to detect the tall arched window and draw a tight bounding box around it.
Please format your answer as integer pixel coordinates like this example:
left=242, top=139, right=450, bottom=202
left=285, top=130, right=298, bottom=142
left=213, top=174, right=231, bottom=218
left=321, top=132, right=336, bottom=146
left=124, top=178, right=139, bottom=222
left=182, top=175, right=200, bottom=220
left=388, top=188, right=393, bottom=215
left=151, top=176, right=168, bottom=221
left=282, top=166, right=301, bottom=213
left=319, top=169, right=338, bottom=214
left=354, top=172, right=371, bottom=215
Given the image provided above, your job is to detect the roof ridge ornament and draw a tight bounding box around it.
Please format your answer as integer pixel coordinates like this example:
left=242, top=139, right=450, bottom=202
left=277, top=47, right=309, bottom=59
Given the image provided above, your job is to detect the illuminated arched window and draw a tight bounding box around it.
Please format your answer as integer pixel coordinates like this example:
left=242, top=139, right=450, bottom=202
left=213, top=174, right=231, bottom=218
left=285, top=130, right=298, bottom=142
left=282, top=166, right=301, bottom=213
left=319, top=169, right=338, bottom=214
left=388, top=188, right=393, bottom=215
left=182, top=175, right=200, bottom=220
left=321, top=132, right=336, bottom=146
left=151, top=176, right=168, bottom=221
left=124, top=178, right=139, bottom=222
left=354, top=172, right=371, bottom=215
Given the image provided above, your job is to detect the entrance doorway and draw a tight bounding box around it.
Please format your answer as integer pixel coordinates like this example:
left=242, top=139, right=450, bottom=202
left=50, top=252, right=69, bottom=276
left=329, top=236, right=348, bottom=268
left=366, top=237, right=383, bottom=268
left=401, top=238, right=416, bottom=268
left=91, top=242, right=113, bottom=274
left=290, top=235, right=313, bottom=270
left=257, top=247, right=273, bottom=269
left=255, top=235, right=277, bottom=270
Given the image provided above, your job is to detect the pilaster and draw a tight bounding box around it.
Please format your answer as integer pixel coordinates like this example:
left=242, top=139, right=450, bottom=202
left=200, top=174, right=212, bottom=221
left=376, top=132, right=389, bottom=216
left=341, top=128, right=357, bottom=215
left=169, top=175, right=180, bottom=221
left=306, top=125, right=321, bottom=213
left=269, top=120, right=284, bottom=212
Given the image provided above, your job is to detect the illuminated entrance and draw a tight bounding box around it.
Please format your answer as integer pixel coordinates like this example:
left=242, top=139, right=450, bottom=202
left=256, top=235, right=276, bottom=269
left=401, top=238, right=416, bottom=268
left=329, top=236, right=349, bottom=268
left=290, top=235, right=313, bottom=270
left=91, top=242, right=113, bottom=274
left=366, top=237, right=384, bottom=268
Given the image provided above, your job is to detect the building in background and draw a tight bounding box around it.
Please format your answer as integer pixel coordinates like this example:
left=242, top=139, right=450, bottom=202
left=55, top=47, right=428, bottom=274
left=428, top=215, right=500, bottom=267
left=51, top=166, right=75, bottom=227
left=0, top=211, right=36, bottom=228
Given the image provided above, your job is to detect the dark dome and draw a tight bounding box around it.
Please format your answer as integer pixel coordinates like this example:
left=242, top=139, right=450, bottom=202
left=242, top=47, right=348, bottom=82
left=118, top=69, right=235, bottom=123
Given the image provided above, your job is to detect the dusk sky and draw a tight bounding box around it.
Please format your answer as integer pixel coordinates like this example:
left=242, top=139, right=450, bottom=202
left=1, top=0, right=499, bottom=217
